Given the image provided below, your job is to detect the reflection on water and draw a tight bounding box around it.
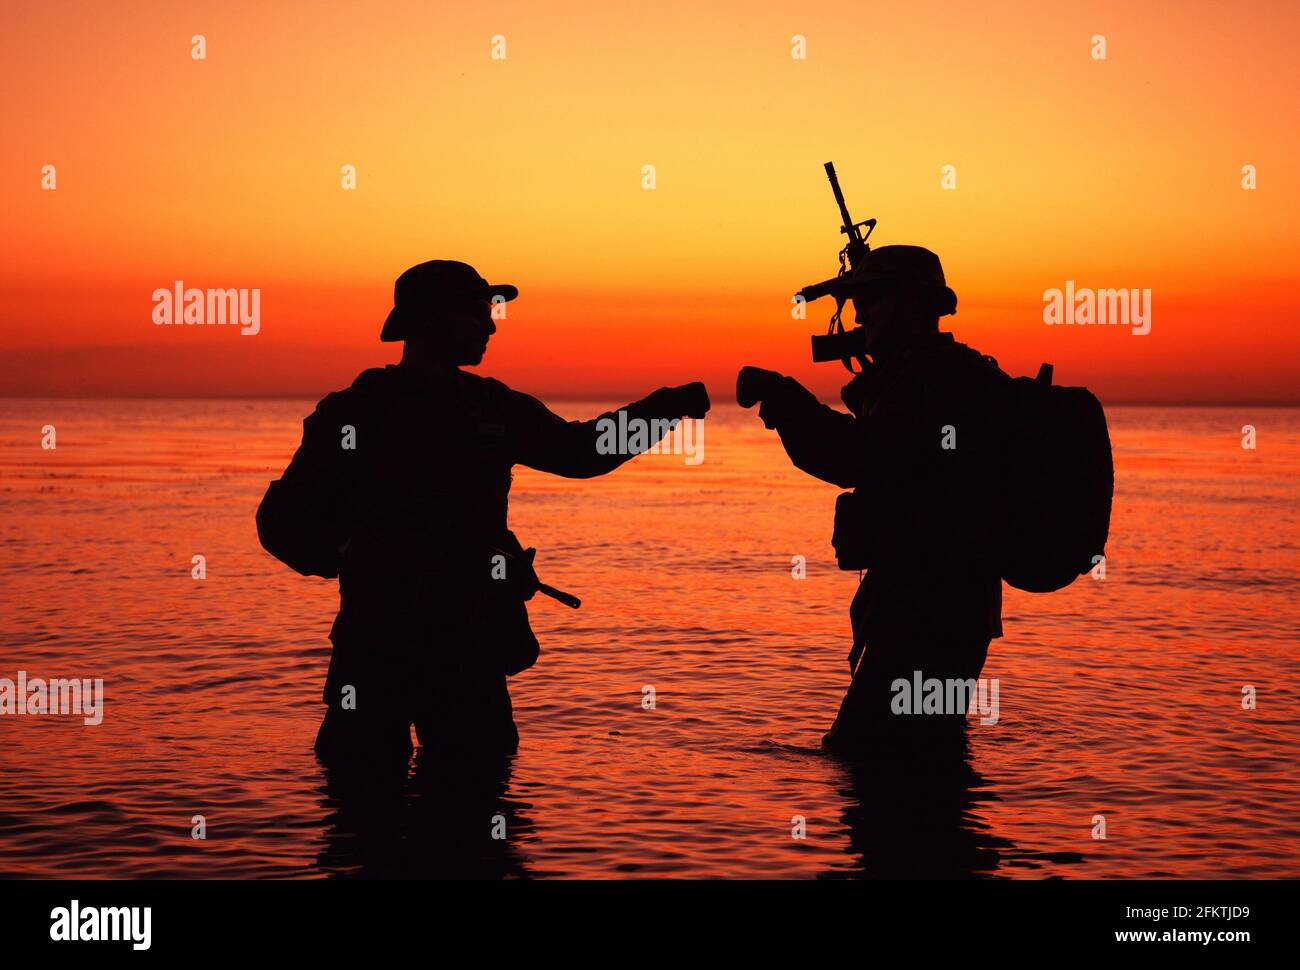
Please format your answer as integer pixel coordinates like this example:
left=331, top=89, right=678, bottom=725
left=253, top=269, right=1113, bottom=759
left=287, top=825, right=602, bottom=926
left=829, top=736, right=1008, bottom=879
left=0, top=401, right=1298, bottom=878
left=316, top=752, right=534, bottom=880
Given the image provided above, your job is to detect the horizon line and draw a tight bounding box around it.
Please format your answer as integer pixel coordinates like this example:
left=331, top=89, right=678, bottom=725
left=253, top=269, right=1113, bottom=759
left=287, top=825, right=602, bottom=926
left=3, top=394, right=1300, bottom=408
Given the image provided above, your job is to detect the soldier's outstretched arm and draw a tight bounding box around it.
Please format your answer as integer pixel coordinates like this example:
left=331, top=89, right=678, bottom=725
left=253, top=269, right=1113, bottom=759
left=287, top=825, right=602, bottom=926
left=736, top=366, right=863, bottom=488
left=508, top=381, right=710, bottom=478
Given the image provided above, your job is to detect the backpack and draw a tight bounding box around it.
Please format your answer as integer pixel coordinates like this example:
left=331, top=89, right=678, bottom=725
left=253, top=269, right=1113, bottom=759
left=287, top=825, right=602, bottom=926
left=256, top=475, right=346, bottom=579
left=255, top=384, right=366, bottom=580
left=996, top=361, right=1113, bottom=593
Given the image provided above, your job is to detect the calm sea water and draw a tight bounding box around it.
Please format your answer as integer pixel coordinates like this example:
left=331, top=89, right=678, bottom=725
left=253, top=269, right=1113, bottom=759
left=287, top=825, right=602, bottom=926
left=0, top=399, right=1297, bottom=879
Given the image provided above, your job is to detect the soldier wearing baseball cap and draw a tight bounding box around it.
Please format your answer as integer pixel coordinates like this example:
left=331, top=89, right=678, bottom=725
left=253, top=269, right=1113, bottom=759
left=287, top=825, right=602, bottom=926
left=736, top=243, right=1005, bottom=757
left=259, top=259, right=710, bottom=771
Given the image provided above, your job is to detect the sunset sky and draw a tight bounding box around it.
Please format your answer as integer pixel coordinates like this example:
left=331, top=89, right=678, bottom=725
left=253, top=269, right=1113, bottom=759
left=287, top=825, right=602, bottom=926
left=3, top=0, right=1297, bottom=402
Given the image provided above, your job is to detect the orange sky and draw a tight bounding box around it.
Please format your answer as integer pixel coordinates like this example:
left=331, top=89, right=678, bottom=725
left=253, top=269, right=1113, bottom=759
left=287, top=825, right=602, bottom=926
left=2, top=0, right=1298, bottom=402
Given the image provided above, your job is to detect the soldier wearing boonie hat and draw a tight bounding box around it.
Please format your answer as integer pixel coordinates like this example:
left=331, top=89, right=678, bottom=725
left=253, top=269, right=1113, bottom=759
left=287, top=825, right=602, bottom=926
left=260, top=259, right=711, bottom=770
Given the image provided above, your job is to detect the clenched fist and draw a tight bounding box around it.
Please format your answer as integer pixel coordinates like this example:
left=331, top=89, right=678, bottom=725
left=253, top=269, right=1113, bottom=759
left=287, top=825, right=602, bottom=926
left=735, top=366, right=785, bottom=409
left=661, top=381, right=711, bottom=419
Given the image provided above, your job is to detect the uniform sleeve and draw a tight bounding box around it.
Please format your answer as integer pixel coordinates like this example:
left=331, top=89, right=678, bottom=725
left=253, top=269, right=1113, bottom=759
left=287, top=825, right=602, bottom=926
left=758, top=376, right=865, bottom=488
left=505, top=385, right=689, bottom=478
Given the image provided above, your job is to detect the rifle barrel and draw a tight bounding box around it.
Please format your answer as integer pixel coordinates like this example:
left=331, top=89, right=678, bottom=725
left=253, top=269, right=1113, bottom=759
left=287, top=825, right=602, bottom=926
left=539, top=583, right=582, bottom=609
left=824, top=162, right=856, bottom=238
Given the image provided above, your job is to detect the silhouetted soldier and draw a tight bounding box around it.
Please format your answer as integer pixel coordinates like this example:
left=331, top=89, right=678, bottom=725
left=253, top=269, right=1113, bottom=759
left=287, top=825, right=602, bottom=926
left=737, top=246, right=1003, bottom=755
left=259, top=260, right=709, bottom=771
